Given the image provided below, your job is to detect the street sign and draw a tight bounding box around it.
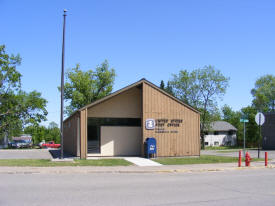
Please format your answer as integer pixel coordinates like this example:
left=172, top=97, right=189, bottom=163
left=240, top=118, right=249, bottom=157
left=255, top=112, right=265, bottom=126
left=255, top=112, right=265, bottom=158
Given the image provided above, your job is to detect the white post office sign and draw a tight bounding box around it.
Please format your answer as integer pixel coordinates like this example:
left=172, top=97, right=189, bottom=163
left=145, top=119, right=155, bottom=130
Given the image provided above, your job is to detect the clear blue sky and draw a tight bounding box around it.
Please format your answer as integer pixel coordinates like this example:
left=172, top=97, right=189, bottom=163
left=1, top=0, right=275, bottom=126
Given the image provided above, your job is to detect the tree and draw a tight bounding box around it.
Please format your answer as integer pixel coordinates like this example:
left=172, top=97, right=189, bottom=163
left=47, top=121, right=60, bottom=143
left=48, top=126, right=60, bottom=143
left=251, top=74, right=275, bottom=112
left=24, top=125, right=47, bottom=144
left=221, top=105, right=260, bottom=147
left=0, top=45, right=22, bottom=135
left=62, top=60, right=115, bottom=115
left=24, top=122, right=60, bottom=144
left=165, top=81, right=175, bottom=96
left=159, top=80, right=175, bottom=96
left=241, top=106, right=259, bottom=147
left=221, top=105, right=242, bottom=145
left=48, top=121, right=58, bottom=129
left=170, top=65, right=229, bottom=148
left=160, top=80, right=165, bottom=90
left=0, top=45, right=47, bottom=139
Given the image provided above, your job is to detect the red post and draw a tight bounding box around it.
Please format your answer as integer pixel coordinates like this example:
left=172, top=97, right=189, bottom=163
left=238, top=150, right=242, bottom=167
left=265, top=152, right=268, bottom=166
left=245, top=152, right=251, bottom=166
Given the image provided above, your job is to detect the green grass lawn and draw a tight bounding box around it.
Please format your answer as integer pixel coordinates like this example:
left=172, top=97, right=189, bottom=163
left=154, top=155, right=265, bottom=165
left=0, top=159, right=132, bottom=167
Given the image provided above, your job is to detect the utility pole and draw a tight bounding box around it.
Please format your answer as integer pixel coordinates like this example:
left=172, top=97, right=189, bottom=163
left=60, top=9, right=67, bottom=159
left=240, top=115, right=248, bottom=157
left=258, top=114, right=261, bottom=159
left=243, top=121, right=246, bottom=157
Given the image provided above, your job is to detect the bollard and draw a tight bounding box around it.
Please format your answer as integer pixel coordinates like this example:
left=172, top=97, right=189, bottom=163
left=265, top=152, right=268, bottom=166
left=238, top=150, right=242, bottom=167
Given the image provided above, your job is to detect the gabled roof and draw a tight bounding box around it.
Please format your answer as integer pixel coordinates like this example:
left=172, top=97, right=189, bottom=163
left=78, top=78, right=200, bottom=114
left=209, top=121, right=237, bottom=132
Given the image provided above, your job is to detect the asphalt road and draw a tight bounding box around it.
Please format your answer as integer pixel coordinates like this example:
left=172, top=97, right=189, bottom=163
left=1, top=169, right=275, bottom=206
left=0, top=149, right=52, bottom=159
left=201, top=149, right=275, bottom=159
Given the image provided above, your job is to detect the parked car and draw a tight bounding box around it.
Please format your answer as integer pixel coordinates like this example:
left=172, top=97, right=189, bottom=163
left=9, top=140, right=31, bottom=148
left=41, top=141, right=61, bottom=149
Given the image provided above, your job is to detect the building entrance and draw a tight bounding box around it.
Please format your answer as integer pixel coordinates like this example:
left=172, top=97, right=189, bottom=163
left=87, top=118, right=141, bottom=154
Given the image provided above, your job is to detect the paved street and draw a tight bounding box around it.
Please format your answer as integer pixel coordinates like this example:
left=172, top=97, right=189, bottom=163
left=0, top=168, right=275, bottom=206
left=201, top=149, right=275, bottom=159
left=0, top=149, right=52, bottom=159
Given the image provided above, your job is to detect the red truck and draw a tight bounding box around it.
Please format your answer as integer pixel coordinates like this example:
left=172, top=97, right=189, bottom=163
left=41, top=141, right=61, bottom=149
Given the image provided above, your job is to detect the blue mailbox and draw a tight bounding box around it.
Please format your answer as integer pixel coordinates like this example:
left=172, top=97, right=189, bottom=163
left=144, top=137, right=157, bottom=158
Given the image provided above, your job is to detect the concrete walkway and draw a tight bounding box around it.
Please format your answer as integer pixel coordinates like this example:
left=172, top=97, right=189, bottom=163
left=0, top=161, right=274, bottom=175
left=124, top=157, right=162, bottom=166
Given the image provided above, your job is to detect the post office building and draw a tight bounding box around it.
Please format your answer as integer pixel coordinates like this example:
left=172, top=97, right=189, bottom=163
left=63, top=79, right=200, bottom=159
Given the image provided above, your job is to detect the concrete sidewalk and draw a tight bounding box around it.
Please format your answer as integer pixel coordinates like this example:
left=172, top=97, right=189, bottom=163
left=124, top=157, right=162, bottom=166
left=0, top=161, right=274, bottom=175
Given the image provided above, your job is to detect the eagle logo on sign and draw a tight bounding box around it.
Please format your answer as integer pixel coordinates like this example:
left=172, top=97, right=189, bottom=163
left=145, top=119, right=155, bottom=130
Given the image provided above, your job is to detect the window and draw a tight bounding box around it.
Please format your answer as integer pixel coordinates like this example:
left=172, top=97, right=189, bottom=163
left=214, top=131, right=219, bottom=135
left=205, top=142, right=209, bottom=146
left=214, top=141, right=219, bottom=146
left=228, top=130, right=234, bottom=135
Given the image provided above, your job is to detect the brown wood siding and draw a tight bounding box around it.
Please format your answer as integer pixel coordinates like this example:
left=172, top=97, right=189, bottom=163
left=142, top=82, right=200, bottom=157
left=141, top=84, right=144, bottom=156
left=63, top=112, right=79, bottom=156
left=87, top=87, right=142, bottom=118
left=80, top=109, right=87, bottom=159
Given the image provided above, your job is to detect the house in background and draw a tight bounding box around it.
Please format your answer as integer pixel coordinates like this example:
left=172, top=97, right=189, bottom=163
left=204, top=121, right=237, bottom=147
left=1, top=134, right=32, bottom=148
left=12, top=134, right=32, bottom=144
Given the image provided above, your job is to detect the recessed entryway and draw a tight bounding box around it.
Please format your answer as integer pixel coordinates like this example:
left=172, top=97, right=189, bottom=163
left=87, top=117, right=141, bottom=156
